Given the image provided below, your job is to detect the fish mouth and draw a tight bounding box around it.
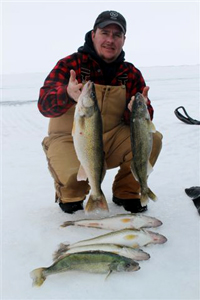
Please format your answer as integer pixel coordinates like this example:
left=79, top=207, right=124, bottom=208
left=81, top=81, right=92, bottom=95
left=148, top=219, right=163, bottom=228
left=135, top=93, right=147, bottom=105
left=135, top=92, right=143, bottom=100
left=147, top=230, right=167, bottom=244
left=80, top=81, right=96, bottom=108
left=132, top=92, right=147, bottom=113
left=90, top=82, right=96, bottom=100
left=128, top=264, right=140, bottom=272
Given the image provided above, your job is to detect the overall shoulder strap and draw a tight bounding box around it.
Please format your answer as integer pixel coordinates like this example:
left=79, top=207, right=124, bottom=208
left=80, top=54, right=91, bottom=83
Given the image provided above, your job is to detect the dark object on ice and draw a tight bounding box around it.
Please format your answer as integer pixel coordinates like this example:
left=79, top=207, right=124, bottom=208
left=112, top=196, right=147, bottom=213
left=174, top=106, right=200, bottom=125
left=59, top=200, right=84, bottom=214
left=185, top=187, right=200, bottom=216
left=192, top=197, right=200, bottom=215
left=185, top=186, right=200, bottom=198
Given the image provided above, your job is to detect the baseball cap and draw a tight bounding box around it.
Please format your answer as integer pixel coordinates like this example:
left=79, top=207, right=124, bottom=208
left=93, top=11, right=126, bottom=34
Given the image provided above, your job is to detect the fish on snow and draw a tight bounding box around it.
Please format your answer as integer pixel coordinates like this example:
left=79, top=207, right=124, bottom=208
left=61, top=213, right=162, bottom=230
left=53, top=242, right=150, bottom=262
left=30, top=251, right=140, bottom=287
left=63, top=228, right=167, bottom=249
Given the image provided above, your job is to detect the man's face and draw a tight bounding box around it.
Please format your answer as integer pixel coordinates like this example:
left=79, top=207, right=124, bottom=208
left=91, top=24, right=126, bottom=63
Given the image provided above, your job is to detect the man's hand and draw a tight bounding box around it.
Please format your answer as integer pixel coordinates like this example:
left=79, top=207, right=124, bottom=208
left=128, top=86, right=150, bottom=111
left=67, top=70, right=83, bottom=102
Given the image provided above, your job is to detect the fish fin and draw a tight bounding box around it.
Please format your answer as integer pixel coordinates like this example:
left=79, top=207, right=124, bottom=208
left=101, top=160, right=107, bottom=182
left=53, top=243, right=70, bottom=261
left=60, top=221, right=75, bottom=228
left=130, top=161, right=139, bottom=181
left=30, top=267, right=46, bottom=287
left=77, top=165, right=88, bottom=181
left=140, top=188, right=157, bottom=206
left=148, top=120, right=156, bottom=133
left=85, top=192, right=109, bottom=213
left=71, top=121, right=76, bottom=137
left=145, top=111, right=151, bottom=120
left=140, top=194, right=149, bottom=207
left=105, top=270, right=112, bottom=280
left=148, top=188, right=157, bottom=202
left=132, top=243, right=140, bottom=248
left=147, top=161, right=153, bottom=176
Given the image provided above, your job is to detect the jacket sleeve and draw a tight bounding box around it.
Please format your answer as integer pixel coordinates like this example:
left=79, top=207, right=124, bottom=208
left=124, top=65, right=154, bottom=124
left=38, top=59, right=76, bottom=118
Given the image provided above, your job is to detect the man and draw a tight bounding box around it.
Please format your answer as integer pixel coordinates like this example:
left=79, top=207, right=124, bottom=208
left=38, top=10, right=162, bottom=214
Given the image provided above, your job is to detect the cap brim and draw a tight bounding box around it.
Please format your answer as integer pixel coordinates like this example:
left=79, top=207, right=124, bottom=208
left=97, top=20, right=126, bottom=33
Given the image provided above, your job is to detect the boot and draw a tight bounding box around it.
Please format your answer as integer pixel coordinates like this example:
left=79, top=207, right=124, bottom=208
left=113, top=196, right=147, bottom=213
left=59, top=200, right=84, bottom=214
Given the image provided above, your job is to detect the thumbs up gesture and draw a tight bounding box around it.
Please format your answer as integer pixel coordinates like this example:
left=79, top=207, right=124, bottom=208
left=67, top=70, right=83, bottom=102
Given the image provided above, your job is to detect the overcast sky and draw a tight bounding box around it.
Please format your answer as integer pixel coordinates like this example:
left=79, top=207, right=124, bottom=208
left=1, top=1, right=199, bottom=74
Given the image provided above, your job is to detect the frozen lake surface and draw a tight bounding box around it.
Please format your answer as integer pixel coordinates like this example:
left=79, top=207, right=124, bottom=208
left=1, top=65, right=200, bottom=299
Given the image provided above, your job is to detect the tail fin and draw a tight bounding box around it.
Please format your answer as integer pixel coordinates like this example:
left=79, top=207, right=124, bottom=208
left=60, top=221, right=75, bottom=228
left=148, top=188, right=157, bottom=202
left=140, top=188, right=157, bottom=207
left=30, top=267, right=46, bottom=287
left=140, top=194, right=149, bottom=207
left=53, top=243, right=70, bottom=261
left=85, top=192, right=109, bottom=213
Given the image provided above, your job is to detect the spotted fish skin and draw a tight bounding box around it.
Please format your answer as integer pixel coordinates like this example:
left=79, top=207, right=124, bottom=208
left=130, top=92, right=157, bottom=207
left=30, top=251, right=140, bottom=287
left=72, top=81, right=108, bottom=213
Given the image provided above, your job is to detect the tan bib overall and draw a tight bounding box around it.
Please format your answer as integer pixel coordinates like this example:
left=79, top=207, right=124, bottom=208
left=42, top=84, right=162, bottom=204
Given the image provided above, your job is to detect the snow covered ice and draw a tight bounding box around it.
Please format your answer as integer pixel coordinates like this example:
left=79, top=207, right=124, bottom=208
left=1, top=65, right=199, bottom=299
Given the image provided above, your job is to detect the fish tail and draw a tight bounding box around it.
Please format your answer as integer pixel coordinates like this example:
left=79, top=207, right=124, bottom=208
left=30, top=267, right=46, bottom=287
left=85, top=192, right=109, bottom=213
left=141, top=188, right=157, bottom=206
left=140, top=193, right=149, bottom=207
left=148, top=188, right=157, bottom=202
left=60, top=221, right=75, bottom=228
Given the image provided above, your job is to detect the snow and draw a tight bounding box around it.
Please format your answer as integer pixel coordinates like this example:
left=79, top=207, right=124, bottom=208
left=1, top=65, right=200, bottom=300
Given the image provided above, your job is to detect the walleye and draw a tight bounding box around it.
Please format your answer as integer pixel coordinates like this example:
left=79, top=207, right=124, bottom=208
left=53, top=243, right=150, bottom=262
left=130, top=92, right=157, bottom=207
left=61, top=213, right=162, bottom=230
left=63, top=228, right=167, bottom=249
left=30, top=251, right=140, bottom=287
left=72, top=81, right=108, bottom=213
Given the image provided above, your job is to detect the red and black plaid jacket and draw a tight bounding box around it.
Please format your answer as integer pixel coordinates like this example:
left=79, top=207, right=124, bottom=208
left=38, top=52, right=154, bottom=124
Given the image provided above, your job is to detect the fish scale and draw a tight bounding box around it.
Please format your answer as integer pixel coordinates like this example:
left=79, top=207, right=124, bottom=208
left=130, top=92, right=157, bottom=207
left=72, top=81, right=108, bottom=212
left=65, top=228, right=167, bottom=249
left=61, top=213, right=163, bottom=230
left=53, top=243, right=151, bottom=262
left=30, top=251, right=140, bottom=287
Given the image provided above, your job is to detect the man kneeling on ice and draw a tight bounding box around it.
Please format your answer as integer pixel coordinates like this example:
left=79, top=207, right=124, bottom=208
left=38, top=10, right=163, bottom=214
